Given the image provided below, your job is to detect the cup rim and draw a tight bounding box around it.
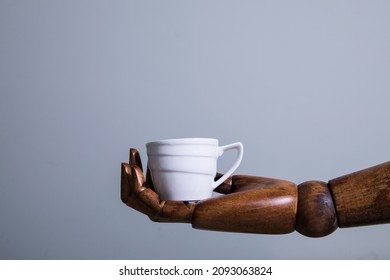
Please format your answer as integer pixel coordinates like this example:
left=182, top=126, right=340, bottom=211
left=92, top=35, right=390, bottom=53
left=146, top=138, right=218, bottom=147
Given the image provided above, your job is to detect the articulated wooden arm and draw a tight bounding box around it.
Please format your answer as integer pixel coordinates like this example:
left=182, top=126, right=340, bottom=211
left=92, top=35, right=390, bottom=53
left=121, top=149, right=390, bottom=238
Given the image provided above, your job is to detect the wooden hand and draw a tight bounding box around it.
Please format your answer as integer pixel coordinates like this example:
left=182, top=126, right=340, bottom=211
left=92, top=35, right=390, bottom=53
left=121, top=148, right=390, bottom=238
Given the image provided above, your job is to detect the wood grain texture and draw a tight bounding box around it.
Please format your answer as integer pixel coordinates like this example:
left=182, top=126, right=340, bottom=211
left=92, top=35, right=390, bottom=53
left=296, top=181, right=338, bottom=237
left=329, top=161, right=390, bottom=228
left=122, top=149, right=195, bottom=223
left=192, top=175, right=297, bottom=234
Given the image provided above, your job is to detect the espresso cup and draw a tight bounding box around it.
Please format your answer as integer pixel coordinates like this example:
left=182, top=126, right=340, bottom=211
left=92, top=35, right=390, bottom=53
left=146, top=138, right=243, bottom=201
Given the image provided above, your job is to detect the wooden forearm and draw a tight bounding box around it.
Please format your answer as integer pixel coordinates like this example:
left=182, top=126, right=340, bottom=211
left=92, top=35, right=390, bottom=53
left=329, top=161, right=390, bottom=228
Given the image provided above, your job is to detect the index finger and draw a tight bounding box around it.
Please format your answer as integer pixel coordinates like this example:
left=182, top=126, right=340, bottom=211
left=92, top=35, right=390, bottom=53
left=129, top=148, right=143, bottom=171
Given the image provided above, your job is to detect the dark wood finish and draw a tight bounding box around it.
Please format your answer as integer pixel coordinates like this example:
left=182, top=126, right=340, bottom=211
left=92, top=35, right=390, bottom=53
left=121, top=149, right=195, bottom=223
left=213, top=173, right=233, bottom=194
left=129, top=148, right=143, bottom=171
left=121, top=148, right=390, bottom=237
left=296, top=181, right=338, bottom=237
left=192, top=176, right=297, bottom=234
left=329, top=161, right=390, bottom=228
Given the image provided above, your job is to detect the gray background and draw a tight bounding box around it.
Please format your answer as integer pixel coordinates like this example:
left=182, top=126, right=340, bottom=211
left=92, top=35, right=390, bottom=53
left=1, top=1, right=390, bottom=259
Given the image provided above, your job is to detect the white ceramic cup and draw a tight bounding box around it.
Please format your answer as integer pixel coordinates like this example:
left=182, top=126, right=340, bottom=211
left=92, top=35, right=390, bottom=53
left=146, top=138, right=243, bottom=201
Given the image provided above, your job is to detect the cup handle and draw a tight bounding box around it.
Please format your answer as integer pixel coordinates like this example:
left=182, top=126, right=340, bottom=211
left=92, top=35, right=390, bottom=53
left=212, top=142, right=244, bottom=189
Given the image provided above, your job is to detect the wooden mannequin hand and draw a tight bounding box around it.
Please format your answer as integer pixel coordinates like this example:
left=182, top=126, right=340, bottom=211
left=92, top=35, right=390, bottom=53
left=121, top=148, right=297, bottom=234
left=121, top=149, right=195, bottom=223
